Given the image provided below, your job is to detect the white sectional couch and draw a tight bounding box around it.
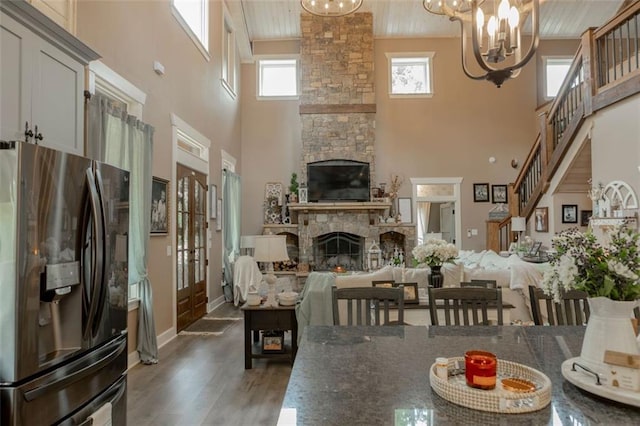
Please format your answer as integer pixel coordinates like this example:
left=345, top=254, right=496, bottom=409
left=306, top=260, right=541, bottom=324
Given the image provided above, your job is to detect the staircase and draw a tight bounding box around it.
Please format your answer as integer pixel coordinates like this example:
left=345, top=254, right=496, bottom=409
left=489, top=1, right=640, bottom=251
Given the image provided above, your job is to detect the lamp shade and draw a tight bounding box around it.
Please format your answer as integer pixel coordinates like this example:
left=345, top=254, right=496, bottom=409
left=511, top=216, right=526, bottom=232
left=253, top=235, right=289, bottom=263
left=240, top=235, right=256, bottom=249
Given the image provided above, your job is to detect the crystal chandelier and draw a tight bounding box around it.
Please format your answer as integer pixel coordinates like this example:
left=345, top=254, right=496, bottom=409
left=423, top=0, right=539, bottom=87
left=301, top=0, right=363, bottom=17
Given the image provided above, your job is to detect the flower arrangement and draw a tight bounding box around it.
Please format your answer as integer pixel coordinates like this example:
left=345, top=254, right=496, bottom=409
left=412, top=238, right=458, bottom=267
left=388, top=174, right=404, bottom=200
left=541, top=226, right=640, bottom=302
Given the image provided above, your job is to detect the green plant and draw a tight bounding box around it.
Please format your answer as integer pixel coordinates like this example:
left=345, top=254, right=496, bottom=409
left=289, top=172, right=298, bottom=194
left=541, top=226, right=640, bottom=301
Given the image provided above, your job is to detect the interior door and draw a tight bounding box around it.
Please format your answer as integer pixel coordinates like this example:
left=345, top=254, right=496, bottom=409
left=440, top=202, right=455, bottom=244
left=176, top=164, right=208, bottom=332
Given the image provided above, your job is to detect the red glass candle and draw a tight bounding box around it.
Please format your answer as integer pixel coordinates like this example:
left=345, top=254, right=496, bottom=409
left=464, top=350, right=497, bottom=390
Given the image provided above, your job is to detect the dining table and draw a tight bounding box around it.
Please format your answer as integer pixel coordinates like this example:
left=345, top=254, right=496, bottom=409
left=277, top=325, right=640, bottom=425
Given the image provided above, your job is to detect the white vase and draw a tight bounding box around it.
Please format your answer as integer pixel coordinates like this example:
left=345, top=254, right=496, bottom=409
left=579, top=297, right=640, bottom=375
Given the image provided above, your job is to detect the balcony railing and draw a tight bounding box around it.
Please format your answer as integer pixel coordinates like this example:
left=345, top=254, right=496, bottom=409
left=513, top=1, right=640, bottom=221
left=487, top=3, right=640, bottom=251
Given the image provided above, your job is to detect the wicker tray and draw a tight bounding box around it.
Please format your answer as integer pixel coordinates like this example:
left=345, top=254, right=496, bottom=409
left=429, top=357, right=552, bottom=413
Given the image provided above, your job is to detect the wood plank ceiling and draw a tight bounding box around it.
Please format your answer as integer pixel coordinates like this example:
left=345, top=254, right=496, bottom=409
left=229, top=0, right=626, bottom=60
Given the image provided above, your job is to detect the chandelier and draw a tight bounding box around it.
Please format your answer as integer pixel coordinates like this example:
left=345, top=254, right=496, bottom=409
left=423, top=0, right=539, bottom=87
left=301, top=0, right=363, bottom=17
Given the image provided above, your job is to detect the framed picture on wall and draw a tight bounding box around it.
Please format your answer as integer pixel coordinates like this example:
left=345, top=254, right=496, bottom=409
left=150, top=177, right=169, bottom=235
left=473, top=183, right=490, bottom=202
left=216, top=199, right=222, bottom=231
left=580, top=210, right=592, bottom=227
left=491, top=185, right=508, bottom=204
left=398, top=197, right=412, bottom=223
left=210, top=184, right=217, bottom=219
left=562, top=204, right=578, bottom=223
left=534, top=207, right=548, bottom=232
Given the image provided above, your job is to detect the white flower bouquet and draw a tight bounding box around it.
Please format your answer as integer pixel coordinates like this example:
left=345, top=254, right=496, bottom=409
left=541, top=226, right=640, bottom=302
left=412, top=238, right=458, bottom=267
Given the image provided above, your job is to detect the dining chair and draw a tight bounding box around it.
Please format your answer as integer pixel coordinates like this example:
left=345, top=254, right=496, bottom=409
left=460, top=279, right=498, bottom=289
left=332, top=285, right=404, bottom=326
left=528, top=286, right=590, bottom=325
left=427, top=287, right=503, bottom=325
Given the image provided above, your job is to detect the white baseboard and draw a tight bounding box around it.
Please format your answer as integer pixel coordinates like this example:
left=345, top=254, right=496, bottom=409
left=127, top=350, right=140, bottom=371
left=126, top=295, right=226, bottom=371
left=126, top=327, right=176, bottom=371
left=207, top=294, right=226, bottom=313
left=157, top=326, right=177, bottom=349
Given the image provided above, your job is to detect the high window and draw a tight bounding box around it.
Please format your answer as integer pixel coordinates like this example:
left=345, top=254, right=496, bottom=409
left=257, top=58, right=299, bottom=99
left=387, top=52, right=435, bottom=97
left=221, top=3, right=236, bottom=97
left=545, top=57, right=573, bottom=98
left=171, top=0, right=209, bottom=59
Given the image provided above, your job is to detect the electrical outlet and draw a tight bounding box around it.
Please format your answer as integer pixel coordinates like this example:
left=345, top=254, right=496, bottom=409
left=166, top=245, right=172, bottom=256
left=471, top=229, right=478, bottom=236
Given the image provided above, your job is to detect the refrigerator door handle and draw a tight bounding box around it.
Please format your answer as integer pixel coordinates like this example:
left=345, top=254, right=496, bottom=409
left=23, top=336, right=126, bottom=402
left=91, top=168, right=108, bottom=337
left=83, top=168, right=104, bottom=340
left=71, top=375, right=127, bottom=426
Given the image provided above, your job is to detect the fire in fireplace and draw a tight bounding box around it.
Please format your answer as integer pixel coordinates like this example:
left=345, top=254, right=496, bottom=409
left=313, top=232, right=364, bottom=271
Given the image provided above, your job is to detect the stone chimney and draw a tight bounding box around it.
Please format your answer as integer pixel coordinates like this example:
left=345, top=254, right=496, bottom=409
left=299, top=12, right=376, bottom=183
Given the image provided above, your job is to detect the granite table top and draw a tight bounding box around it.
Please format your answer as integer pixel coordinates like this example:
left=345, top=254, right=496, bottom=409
left=278, top=325, right=640, bottom=425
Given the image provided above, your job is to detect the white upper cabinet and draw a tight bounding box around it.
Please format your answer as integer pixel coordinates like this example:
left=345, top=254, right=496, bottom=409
left=0, top=0, right=98, bottom=156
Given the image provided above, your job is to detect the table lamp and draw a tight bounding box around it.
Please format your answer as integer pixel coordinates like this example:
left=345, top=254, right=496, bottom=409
left=253, top=235, right=289, bottom=306
left=511, top=216, right=527, bottom=253
left=240, top=235, right=256, bottom=256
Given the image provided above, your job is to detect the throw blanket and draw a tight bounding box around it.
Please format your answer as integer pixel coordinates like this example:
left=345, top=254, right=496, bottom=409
left=232, top=256, right=263, bottom=306
left=457, top=249, right=547, bottom=290
left=296, top=272, right=336, bottom=344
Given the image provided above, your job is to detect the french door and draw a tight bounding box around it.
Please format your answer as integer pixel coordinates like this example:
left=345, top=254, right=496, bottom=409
left=176, top=164, right=208, bottom=331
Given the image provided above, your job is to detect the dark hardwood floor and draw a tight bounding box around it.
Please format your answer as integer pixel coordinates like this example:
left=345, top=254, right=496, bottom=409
left=127, top=303, right=292, bottom=425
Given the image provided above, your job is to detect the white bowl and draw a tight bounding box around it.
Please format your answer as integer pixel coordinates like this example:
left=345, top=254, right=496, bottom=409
left=247, top=293, right=261, bottom=306
left=278, top=291, right=298, bottom=306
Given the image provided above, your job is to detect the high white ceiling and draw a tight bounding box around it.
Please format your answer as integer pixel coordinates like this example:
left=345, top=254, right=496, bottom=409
left=227, top=0, right=627, bottom=60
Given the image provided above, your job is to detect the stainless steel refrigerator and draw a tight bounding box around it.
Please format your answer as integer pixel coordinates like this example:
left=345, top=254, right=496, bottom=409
left=0, top=141, right=129, bottom=425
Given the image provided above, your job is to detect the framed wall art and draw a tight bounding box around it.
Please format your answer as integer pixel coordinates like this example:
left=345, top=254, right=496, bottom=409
left=562, top=204, right=578, bottom=224
left=396, top=282, right=419, bottom=304
left=473, top=183, right=490, bottom=202
left=209, top=184, right=217, bottom=219
left=216, top=199, right=222, bottom=231
left=398, top=197, right=412, bottom=223
left=491, top=184, right=508, bottom=204
left=372, top=280, right=395, bottom=288
left=534, top=207, right=548, bottom=232
left=151, top=177, right=169, bottom=235
left=580, top=210, right=592, bottom=227
left=298, top=187, right=308, bottom=204
left=262, top=330, right=285, bottom=353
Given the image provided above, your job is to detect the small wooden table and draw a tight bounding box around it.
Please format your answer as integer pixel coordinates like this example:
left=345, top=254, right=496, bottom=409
left=241, top=303, right=298, bottom=369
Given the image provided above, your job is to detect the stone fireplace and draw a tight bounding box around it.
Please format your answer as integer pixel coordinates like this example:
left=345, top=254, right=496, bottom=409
left=313, top=232, right=364, bottom=271
left=299, top=12, right=376, bottom=183
left=263, top=12, right=416, bottom=270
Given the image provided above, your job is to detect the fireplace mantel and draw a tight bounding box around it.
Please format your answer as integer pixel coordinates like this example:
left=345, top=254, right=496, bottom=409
left=288, top=202, right=391, bottom=212
left=288, top=202, right=391, bottom=226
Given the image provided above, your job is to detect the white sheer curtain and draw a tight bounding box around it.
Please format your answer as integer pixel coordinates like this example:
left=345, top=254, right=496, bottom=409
left=416, top=201, right=431, bottom=245
left=222, top=169, right=242, bottom=302
left=87, top=93, right=158, bottom=364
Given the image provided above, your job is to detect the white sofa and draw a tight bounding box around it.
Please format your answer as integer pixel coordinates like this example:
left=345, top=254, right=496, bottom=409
left=302, top=262, right=538, bottom=324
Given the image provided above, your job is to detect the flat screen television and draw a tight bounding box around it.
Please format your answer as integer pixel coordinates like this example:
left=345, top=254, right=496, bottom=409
left=307, top=159, right=370, bottom=202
